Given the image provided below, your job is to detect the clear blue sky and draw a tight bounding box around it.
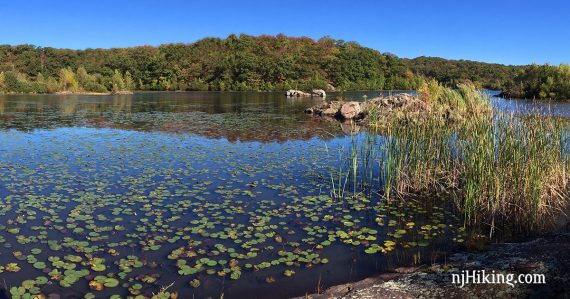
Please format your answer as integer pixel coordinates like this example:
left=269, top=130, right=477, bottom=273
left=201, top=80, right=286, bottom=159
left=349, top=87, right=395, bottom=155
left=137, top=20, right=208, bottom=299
left=0, top=0, right=568, bottom=65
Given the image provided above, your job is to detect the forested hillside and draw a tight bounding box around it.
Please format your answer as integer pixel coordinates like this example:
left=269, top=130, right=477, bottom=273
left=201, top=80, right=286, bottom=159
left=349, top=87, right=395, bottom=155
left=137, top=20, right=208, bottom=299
left=0, top=34, right=423, bottom=93
left=3, top=34, right=565, bottom=99
left=405, top=56, right=524, bottom=90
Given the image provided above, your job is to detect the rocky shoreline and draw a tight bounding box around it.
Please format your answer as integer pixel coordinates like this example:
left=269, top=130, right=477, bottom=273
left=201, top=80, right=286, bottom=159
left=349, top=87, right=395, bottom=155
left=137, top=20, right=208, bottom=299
left=302, top=93, right=460, bottom=125
left=297, top=233, right=570, bottom=298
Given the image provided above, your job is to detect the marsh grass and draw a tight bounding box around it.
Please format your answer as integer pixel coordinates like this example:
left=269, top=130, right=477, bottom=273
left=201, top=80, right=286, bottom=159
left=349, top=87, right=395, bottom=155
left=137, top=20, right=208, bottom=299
left=329, top=82, right=570, bottom=234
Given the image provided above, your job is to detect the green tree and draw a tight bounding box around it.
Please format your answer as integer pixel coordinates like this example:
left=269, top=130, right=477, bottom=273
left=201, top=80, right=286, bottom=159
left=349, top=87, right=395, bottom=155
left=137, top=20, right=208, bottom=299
left=76, top=66, right=93, bottom=89
left=124, top=71, right=135, bottom=90
left=0, top=34, right=542, bottom=94
left=111, top=70, right=126, bottom=92
left=0, top=72, right=5, bottom=91
left=46, top=76, right=59, bottom=93
left=3, top=71, right=32, bottom=93
left=59, top=68, right=78, bottom=92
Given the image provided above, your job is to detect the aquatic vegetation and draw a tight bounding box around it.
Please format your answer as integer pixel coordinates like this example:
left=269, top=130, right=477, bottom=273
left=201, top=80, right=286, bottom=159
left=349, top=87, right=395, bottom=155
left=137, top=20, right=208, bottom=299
left=283, top=269, right=296, bottom=277
left=0, top=126, right=463, bottom=298
left=332, top=84, right=570, bottom=235
left=0, top=91, right=495, bottom=298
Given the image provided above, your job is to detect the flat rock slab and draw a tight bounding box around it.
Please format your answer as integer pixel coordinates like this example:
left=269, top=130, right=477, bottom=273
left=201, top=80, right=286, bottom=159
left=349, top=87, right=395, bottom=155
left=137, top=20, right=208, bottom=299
left=297, top=233, right=570, bottom=298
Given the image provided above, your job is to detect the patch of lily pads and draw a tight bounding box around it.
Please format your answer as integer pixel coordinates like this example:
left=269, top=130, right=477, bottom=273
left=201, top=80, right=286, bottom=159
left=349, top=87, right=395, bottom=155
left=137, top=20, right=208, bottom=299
left=0, top=123, right=466, bottom=298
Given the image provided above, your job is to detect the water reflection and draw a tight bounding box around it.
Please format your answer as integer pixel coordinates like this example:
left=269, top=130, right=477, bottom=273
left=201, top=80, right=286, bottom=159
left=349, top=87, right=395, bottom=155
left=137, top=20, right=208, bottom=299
left=0, top=91, right=565, bottom=298
left=0, top=92, right=339, bottom=142
left=0, top=91, right=568, bottom=142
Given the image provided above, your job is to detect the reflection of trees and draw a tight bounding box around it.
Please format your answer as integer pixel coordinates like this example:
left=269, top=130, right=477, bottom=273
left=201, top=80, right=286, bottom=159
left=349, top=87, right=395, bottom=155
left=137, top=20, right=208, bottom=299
left=62, top=99, right=77, bottom=115
left=0, top=93, right=341, bottom=142
left=112, top=95, right=133, bottom=113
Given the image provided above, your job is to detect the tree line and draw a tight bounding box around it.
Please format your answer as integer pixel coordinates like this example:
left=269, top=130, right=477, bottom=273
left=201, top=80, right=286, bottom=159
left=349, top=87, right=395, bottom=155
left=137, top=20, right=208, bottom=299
left=502, top=64, right=570, bottom=100
left=0, top=34, right=423, bottom=94
left=0, top=34, right=568, bottom=99
left=405, top=56, right=523, bottom=90
left=408, top=57, right=570, bottom=100
left=0, top=67, right=133, bottom=94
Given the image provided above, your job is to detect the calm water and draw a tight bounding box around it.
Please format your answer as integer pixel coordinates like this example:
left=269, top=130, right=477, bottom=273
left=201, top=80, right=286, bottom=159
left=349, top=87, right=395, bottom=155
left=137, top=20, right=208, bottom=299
left=0, top=92, right=566, bottom=299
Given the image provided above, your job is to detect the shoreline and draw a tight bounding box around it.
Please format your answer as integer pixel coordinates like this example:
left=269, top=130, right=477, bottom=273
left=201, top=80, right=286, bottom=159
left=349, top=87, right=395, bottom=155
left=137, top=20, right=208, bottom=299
left=297, top=233, right=570, bottom=298
left=0, top=91, right=134, bottom=96
left=0, top=89, right=412, bottom=96
left=496, top=91, right=570, bottom=101
left=4, top=90, right=567, bottom=102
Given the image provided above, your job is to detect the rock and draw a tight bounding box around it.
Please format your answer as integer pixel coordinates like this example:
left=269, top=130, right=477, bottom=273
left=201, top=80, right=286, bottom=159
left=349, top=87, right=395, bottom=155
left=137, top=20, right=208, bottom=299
left=514, top=261, right=544, bottom=273
left=322, top=107, right=338, bottom=116
left=297, top=233, right=570, bottom=299
left=393, top=266, right=422, bottom=274
left=112, top=90, right=134, bottom=95
left=311, top=89, right=326, bottom=97
left=286, top=89, right=311, bottom=97
left=305, top=93, right=432, bottom=124
left=55, top=90, right=74, bottom=95
left=287, top=89, right=326, bottom=98
left=305, top=101, right=342, bottom=116
left=326, top=83, right=336, bottom=92
left=339, top=101, right=362, bottom=119
left=323, top=101, right=342, bottom=116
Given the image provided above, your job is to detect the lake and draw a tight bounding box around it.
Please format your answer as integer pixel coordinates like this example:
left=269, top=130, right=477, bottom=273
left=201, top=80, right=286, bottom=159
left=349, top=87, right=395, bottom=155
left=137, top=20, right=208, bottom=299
left=0, top=91, right=567, bottom=299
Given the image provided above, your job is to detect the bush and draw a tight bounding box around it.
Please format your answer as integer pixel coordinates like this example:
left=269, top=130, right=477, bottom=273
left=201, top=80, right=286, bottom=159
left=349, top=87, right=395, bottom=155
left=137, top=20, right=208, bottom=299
left=0, top=72, right=5, bottom=92
left=84, top=81, right=109, bottom=93
left=187, top=78, right=210, bottom=91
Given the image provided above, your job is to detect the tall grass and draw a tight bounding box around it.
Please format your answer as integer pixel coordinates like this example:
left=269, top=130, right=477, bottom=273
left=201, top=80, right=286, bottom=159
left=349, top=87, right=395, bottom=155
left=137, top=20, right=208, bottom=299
left=329, top=81, right=570, bottom=234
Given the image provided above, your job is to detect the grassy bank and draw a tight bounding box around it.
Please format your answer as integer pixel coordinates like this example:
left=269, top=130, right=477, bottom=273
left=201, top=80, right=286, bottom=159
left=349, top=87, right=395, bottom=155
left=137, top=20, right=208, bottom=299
left=330, top=81, right=569, bottom=235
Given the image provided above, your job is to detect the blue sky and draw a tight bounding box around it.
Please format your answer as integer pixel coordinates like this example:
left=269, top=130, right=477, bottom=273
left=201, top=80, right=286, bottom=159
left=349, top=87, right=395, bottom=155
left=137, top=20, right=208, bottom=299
left=0, top=0, right=568, bottom=65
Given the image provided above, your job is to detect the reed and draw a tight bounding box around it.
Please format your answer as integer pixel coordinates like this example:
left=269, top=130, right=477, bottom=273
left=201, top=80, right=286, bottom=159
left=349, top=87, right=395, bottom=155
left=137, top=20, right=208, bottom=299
left=329, top=82, right=570, bottom=234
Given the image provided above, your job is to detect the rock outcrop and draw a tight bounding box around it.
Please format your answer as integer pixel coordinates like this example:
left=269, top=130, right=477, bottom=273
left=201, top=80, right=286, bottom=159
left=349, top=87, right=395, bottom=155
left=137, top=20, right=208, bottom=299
left=326, top=83, right=336, bottom=92
left=286, top=89, right=327, bottom=98
left=312, top=89, right=327, bottom=97
left=296, top=233, right=570, bottom=299
left=286, top=90, right=311, bottom=97
left=304, top=101, right=343, bottom=117
left=305, top=93, right=428, bottom=122
left=112, top=90, right=134, bottom=95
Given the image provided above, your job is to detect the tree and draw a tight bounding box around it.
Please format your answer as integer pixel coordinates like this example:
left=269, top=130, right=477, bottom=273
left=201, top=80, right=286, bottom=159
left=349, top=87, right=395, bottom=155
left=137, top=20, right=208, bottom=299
left=111, top=70, right=126, bottom=92
left=0, top=72, right=5, bottom=91
left=46, top=76, right=59, bottom=93
left=76, top=66, right=93, bottom=88
left=124, top=71, right=135, bottom=90
left=59, top=68, right=78, bottom=91
left=0, top=34, right=544, bottom=94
